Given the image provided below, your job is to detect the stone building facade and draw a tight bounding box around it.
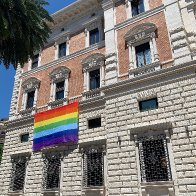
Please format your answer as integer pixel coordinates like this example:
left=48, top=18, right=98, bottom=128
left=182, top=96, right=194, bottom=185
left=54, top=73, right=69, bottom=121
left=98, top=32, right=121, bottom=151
left=0, top=0, right=196, bottom=195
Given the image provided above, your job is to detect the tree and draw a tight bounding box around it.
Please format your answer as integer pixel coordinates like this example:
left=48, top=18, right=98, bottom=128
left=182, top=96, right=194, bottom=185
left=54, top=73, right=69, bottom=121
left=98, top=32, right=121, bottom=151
left=0, top=0, right=53, bottom=69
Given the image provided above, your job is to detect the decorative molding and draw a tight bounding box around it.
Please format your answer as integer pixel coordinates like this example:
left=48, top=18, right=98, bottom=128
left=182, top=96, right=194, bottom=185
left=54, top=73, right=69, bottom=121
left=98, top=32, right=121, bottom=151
left=49, top=66, right=70, bottom=81
left=48, top=98, right=68, bottom=108
left=22, top=41, right=105, bottom=78
left=129, top=61, right=161, bottom=77
left=137, top=89, right=157, bottom=101
left=22, top=77, right=40, bottom=91
left=124, top=22, right=157, bottom=44
left=81, top=53, right=105, bottom=72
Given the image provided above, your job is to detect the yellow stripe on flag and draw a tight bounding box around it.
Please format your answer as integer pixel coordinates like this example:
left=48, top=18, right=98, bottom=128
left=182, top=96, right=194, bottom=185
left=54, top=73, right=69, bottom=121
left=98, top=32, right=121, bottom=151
left=34, top=112, right=78, bottom=129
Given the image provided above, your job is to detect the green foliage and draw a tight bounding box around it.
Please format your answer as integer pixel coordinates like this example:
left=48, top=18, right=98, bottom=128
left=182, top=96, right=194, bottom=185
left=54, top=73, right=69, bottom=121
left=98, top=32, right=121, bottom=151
left=0, top=0, right=53, bottom=69
left=0, top=144, right=3, bottom=164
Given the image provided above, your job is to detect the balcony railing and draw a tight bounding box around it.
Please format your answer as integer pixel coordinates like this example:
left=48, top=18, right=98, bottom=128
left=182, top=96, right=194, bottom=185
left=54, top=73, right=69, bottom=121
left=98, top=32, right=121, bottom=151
left=129, top=61, right=161, bottom=78
left=82, top=88, right=103, bottom=100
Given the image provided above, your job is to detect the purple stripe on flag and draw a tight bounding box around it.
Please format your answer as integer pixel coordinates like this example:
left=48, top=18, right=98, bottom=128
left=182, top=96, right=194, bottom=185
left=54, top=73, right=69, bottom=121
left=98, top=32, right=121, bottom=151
left=33, top=135, right=78, bottom=151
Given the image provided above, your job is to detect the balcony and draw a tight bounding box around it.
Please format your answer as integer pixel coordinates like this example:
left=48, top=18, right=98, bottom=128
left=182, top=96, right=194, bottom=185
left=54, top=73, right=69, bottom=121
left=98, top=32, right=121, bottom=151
left=82, top=88, right=103, bottom=100
left=129, top=61, right=161, bottom=78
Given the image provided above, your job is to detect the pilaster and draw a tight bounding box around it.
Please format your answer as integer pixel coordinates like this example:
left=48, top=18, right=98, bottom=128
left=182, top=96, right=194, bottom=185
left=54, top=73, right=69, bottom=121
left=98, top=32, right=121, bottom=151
left=164, top=0, right=192, bottom=65
left=9, top=65, right=22, bottom=120
left=102, top=0, right=118, bottom=85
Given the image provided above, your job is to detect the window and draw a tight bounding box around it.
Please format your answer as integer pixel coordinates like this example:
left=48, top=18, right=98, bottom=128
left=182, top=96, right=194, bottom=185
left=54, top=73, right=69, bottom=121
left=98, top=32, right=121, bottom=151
left=10, top=157, right=27, bottom=191
left=43, top=154, right=61, bottom=190
left=58, top=42, right=67, bottom=58
left=135, top=42, right=151, bottom=67
left=138, top=134, right=172, bottom=182
left=55, top=81, right=65, bottom=100
left=89, top=69, right=100, bottom=90
left=31, top=54, right=39, bottom=69
left=131, top=0, right=145, bottom=16
left=139, top=98, right=158, bottom=112
left=90, top=28, right=100, bottom=45
left=88, top=118, right=101, bottom=129
left=83, top=147, right=104, bottom=187
left=20, top=133, right=29, bottom=143
left=26, top=91, right=35, bottom=109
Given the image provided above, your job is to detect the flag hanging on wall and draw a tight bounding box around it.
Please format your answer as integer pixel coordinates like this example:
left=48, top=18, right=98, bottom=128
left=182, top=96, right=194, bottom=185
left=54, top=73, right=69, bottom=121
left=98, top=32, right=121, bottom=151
left=33, top=102, right=79, bottom=151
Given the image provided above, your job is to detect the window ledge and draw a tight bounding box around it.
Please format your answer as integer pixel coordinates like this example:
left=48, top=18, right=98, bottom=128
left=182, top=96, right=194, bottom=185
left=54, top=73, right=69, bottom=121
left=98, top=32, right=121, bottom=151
left=48, top=98, right=67, bottom=108
left=42, top=189, right=59, bottom=193
left=141, top=181, right=174, bottom=188
left=82, top=186, right=105, bottom=196
left=8, top=191, right=24, bottom=195
left=129, top=61, right=161, bottom=78
left=19, top=107, right=36, bottom=116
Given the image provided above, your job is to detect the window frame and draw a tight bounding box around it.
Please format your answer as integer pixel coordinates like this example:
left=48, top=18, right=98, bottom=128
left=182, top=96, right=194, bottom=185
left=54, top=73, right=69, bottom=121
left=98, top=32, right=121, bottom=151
left=25, top=90, right=35, bottom=109
left=21, top=77, right=40, bottom=113
left=139, top=97, right=158, bottom=112
left=29, top=53, right=41, bottom=70
left=89, top=69, right=101, bottom=90
left=88, top=117, right=101, bottom=129
left=49, top=66, right=70, bottom=108
left=54, top=34, right=70, bottom=60
left=89, top=28, right=100, bottom=46
left=55, top=80, right=65, bottom=101
left=42, top=153, right=62, bottom=191
left=58, top=42, right=67, bottom=58
left=84, top=17, right=104, bottom=48
left=82, top=145, right=106, bottom=188
left=20, top=133, right=29, bottom=143
left=138, top=134, right=172, bottom=182
left=125, top=0, right=149, bottom=19
left=10, top=156, right=29, bottom=192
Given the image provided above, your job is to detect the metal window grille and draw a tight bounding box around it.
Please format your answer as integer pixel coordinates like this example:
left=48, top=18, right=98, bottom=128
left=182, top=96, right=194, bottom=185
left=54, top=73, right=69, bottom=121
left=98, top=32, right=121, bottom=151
left=83, top=147, right=104, bottom=187
left=10, top=157, right=27, bottom=191
left=43, top=153, right=61, bottom=190
left=138, top=134, right=172, bottom=182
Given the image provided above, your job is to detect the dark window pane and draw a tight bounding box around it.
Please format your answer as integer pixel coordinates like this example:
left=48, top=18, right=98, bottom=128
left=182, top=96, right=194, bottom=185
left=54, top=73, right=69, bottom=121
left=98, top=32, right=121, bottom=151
left=55, top=81, right=65, bottom=100
left=132, top=0, right=145, bottom=16
left=11, top=158, right=27, bottom=191
left=90, top=28, right=100, bottom=45
left=59, top=42, right=67, bottom=58
left=26, top=91, right=35, bottom=109
left=89, top=69, right=100, bottom=90
left=88, top=118, right=101, bottom=129
left=139, top=98, right=158, bottom=112
left=31, top=54, right=39, bottom=69
left=21, top=133, right=29, bottom=143
left=135, top=42, right=151, bottom=67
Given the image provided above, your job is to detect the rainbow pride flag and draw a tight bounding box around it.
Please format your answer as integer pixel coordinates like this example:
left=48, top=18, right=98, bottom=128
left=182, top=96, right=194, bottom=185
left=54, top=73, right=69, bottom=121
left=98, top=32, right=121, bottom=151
left=33, top=102, right=79, bottom=151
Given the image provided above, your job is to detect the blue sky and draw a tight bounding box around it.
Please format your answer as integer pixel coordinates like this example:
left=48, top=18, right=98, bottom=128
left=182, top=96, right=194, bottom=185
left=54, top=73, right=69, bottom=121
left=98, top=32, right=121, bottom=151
left=0, top=0, right=76, bottom=119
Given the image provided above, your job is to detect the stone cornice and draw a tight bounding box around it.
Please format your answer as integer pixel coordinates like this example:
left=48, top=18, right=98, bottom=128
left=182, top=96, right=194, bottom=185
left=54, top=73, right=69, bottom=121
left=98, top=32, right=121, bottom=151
left=51, top=0, right=99, bottom=27
left=5, top=115, right=34, bottom=130
left=22, top=41, right=105, bottom=78
left=102, top=60, right=196, bottom=97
